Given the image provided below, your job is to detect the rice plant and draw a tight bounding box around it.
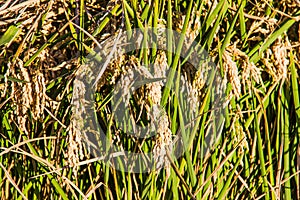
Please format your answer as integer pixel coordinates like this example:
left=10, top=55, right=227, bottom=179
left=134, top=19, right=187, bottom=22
left=0, top=0, right=299, bottom=199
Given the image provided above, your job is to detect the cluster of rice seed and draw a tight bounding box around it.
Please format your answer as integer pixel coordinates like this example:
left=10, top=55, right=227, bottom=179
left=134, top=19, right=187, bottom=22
left=182, top=61, right=211, bottom=114
left=227, top=42, right=263, bottom=95
left=145, top=50, right=168, bottom=105
left=152, top=105, right=173, bottom=170
left=172, top=8, right=213, bottom=113
left=116, top=68, right=135, bottom=106
left=113, top=52, right=173, bottom=170
left=5, top=59, right=46, bottom=133
left=67, top=65, right=90, bottom=177
left=247, top=18, right=278, bottom=42
left=66, top=114, right=84, bottom=178
left=173, top=8, right=202, bottom=48
left=128, top=51, right=174, bottom=171
left=96, top=55, right=133, bottom=90
left=263, top=36, right=290, bottom=81
left=230, top=110, right=249, bottom=154
left=146, top=50, right=210, bottom=167
left=222, top=49, right=242, bottom=98
left=102, top=51, right=174, bottom=171
left=181, top=67, right=198, bottom=113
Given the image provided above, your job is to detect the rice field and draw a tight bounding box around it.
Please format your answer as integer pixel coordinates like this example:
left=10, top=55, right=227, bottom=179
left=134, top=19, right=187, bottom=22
left=0, top=0, right=300, bottom=199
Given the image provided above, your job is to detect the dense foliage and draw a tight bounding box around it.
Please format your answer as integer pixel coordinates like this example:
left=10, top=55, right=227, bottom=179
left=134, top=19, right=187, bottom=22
left=0, top=0, right=300, bottom=199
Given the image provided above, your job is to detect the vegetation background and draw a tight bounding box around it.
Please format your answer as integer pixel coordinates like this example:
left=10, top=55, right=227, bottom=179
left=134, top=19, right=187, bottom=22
left=0, top=0, right=300, bottom=199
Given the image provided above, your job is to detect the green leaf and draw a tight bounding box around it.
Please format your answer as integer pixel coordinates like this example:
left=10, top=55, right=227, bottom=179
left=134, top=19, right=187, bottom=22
left=0, top=74, right=28, bottom=83
left=0, top=24, right=20, bottom=46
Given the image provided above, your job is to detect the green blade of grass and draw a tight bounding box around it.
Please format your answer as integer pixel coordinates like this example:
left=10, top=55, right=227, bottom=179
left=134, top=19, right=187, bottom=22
left=253, top=91, right=270, bottom=200
left=249, top=10, right=300, bottom=63
left=282, top=83, right=292, bottom=200
left=161, top=0, right=194, bottom=106
left=216, top=155, right=243, bottom=200
left=0, top=24, right=21, bottom=46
